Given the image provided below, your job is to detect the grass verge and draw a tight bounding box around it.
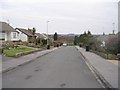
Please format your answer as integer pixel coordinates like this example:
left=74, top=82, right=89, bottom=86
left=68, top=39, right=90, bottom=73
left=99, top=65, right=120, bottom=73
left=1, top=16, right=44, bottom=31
left=92, top=51, right=117, bottom=60
left=3, top=47, right=35, bottom=57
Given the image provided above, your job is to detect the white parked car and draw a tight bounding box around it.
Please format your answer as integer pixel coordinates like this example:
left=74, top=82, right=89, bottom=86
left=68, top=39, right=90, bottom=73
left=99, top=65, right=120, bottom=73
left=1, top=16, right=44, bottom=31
left=63, top=43, right=67, bottom=46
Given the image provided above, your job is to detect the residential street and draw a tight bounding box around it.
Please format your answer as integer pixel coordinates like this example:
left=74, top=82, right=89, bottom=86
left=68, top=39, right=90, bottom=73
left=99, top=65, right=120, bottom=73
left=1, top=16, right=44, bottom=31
left=3, top=46, right=102, bottom=88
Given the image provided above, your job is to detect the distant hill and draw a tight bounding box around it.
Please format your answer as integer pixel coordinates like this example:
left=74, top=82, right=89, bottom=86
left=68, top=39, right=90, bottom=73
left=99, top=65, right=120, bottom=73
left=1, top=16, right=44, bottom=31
left=49, top=34, right=80, bottom=43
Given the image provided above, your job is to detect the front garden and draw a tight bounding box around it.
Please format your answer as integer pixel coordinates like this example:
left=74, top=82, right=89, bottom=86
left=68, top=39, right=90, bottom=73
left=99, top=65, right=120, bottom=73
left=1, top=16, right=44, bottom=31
left=0, top=41, right=43, bottom=57
left=3, top=47, right=35, bottom=57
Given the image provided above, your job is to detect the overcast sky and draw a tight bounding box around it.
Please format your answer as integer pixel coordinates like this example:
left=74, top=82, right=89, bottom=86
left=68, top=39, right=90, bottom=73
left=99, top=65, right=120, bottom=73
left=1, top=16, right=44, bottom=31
left=0, top=0, right=119, bottom=34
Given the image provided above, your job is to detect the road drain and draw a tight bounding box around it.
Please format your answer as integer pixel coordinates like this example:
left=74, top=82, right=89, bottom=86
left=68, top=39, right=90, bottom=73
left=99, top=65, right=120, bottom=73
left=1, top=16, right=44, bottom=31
left=35, top=69, right=39, bottom=72
left=25, top=75, right=32, bottom=80
left=60, top=83, right=66, bottom=87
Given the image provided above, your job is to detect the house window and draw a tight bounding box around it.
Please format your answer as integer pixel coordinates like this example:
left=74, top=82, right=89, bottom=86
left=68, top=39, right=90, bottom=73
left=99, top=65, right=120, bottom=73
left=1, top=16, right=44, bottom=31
left=17, top=32, right=19, bottom=37
left=0, top=32, right=5, bottom=40
left=13, top=32, right=17, bottom=38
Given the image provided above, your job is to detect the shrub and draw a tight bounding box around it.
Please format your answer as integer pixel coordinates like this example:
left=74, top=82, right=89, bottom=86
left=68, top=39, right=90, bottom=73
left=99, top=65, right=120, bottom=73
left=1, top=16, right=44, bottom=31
left=106, top=36, right=118, bottom=55
left=42, top=39, right=47, bottom=45
left=92, top=51, right=117, bottom=60
left=117, top=54, right=120, bottom=60
left=0, top=48, right=4, bottom=54
left=34, top=45, right=41, bottom=48
left=2, top=42, right=14, bottom=49
left=22, top=42, right=28, bottom=46
left=35, top=38, right=41, bottom=45
left=28, top=43, right=35, bottom=47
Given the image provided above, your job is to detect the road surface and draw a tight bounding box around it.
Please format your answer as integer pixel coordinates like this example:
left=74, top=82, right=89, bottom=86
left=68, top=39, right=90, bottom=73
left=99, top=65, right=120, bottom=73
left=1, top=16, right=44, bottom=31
left=3, top=46, right=102, bottom=88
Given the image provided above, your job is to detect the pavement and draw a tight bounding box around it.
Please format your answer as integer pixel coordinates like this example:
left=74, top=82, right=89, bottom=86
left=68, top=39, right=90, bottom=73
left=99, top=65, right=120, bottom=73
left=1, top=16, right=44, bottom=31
left=108, top=60, right=119, bottom=66
left=0, top=47, right=59, bottom=73
left=3, top=46, right=102, bottom=88
left=2, top=55, right=15, bottom=62
left=75, top=46, right=119, bottom=89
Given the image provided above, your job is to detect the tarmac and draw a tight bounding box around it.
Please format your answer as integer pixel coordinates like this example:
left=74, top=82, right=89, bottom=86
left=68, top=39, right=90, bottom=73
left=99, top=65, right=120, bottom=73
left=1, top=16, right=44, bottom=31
left=0, top=47, right=59, bottom=73
left=0, top=46, right=119, bottom=89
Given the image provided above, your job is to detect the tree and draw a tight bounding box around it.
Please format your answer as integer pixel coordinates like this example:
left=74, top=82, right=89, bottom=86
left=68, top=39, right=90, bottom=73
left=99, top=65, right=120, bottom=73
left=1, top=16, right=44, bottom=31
left=87, top=37, right=101, bottom=51
left=36, top=38, right=41, bottom=45
left=42, top=39, right=47, bottom=45
left=33, top=27, right=36, bottom=35
left=79, top=31, right=92, bottom=46
left=79, top=30, right=101, bottom=50
left=87, top=30, right=91, bottom=35
left=54, top=32, right=58, bottom=41
left=74, top=36, right=79, bottom=45
left=106, top=36, right=118, bottom=55
left=28, top=27, right=36, bottom=43
left=32, top=27, right=36, bottom=43
left=103, top=32, right=105, bottom=35
left=84, top=31, right=87, bottom=35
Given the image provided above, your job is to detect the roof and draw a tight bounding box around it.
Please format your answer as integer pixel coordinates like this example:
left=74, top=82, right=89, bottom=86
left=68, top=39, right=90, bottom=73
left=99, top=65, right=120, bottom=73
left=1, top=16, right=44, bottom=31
left=41, top=33, right=48, bottom=38
left=94, top=35, right=109, bottom=42
left=95, top=34, right=116, bottom=42
left=36, top=33, right=43, bottom=38
left=0, top=21, right=16, bottom=32
left=16, top=28, right=34, bottom=37
left=36, top=33, right=54, bottom=41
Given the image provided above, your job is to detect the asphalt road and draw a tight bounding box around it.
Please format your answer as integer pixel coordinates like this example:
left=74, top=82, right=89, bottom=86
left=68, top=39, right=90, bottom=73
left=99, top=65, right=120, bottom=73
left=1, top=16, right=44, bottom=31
left=3, top=46, right=102, bottom=88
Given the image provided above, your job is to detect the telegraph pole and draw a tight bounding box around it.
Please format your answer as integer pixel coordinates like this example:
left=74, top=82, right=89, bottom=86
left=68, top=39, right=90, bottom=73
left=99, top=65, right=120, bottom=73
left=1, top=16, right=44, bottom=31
left=46, top=21, right=50, bottom=49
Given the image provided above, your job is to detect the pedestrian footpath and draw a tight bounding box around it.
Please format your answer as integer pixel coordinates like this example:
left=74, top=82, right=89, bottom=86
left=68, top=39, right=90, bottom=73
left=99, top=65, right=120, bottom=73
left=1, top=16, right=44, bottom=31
left=75, top=46, right=118, bottom=89
left=0, top=47, right=59, bottom=73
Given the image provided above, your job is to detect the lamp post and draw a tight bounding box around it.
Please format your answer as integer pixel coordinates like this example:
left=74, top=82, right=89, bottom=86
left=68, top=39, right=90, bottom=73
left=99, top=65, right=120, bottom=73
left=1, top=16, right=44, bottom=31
left=47, top=21, right=50, bottom=49
left=112, top=22, right=115, bottom=34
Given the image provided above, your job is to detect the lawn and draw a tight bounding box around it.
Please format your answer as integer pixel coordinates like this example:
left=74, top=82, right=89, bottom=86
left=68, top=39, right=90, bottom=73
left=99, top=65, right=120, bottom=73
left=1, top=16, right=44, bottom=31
left=3, top=47, right=35, bottom=57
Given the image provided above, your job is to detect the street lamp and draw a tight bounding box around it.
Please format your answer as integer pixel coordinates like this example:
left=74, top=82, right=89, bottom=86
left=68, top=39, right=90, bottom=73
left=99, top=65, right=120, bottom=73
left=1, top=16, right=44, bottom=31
left=47, top=21, right=50, bottom=49
left=112, top=22, right=115, bottom=34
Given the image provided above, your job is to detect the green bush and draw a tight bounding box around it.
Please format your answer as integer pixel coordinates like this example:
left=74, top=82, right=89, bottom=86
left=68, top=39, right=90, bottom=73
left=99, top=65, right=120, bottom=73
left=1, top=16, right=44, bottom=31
left=2, top=42, right=14, bottom=49
left=106, top=37, right=118, bottom=55
left=93, top=51, right=106, bottom=58
left=0, top=48, right=4, bottom=54
left=107, top=54, right=117, bottom=60
left=42, top=39, right=47, bottom=45
left=33, top=45, right=41, bottom=48
left=117, top=54, right=120, bottom=60
left=28, top=43, right=35, bottom=47
left=36, top=38, right=41, bottom=44
left=22, top=42, right=28, bottom=46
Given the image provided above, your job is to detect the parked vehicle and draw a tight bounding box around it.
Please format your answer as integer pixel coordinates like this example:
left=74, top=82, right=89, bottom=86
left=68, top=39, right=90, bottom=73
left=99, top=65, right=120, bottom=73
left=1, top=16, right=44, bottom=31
left=63, top=43, right=67, bottom=46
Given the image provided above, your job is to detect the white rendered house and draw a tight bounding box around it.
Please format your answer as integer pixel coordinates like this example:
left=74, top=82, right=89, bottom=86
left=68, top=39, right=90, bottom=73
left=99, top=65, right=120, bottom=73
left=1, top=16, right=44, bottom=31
left=0, top=21, right=19, bottom=41
left=15, top=28, right=34, bottom=42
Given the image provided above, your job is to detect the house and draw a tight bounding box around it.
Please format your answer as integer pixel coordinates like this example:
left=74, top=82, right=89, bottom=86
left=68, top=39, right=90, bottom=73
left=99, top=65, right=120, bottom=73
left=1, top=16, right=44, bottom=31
left=94, top=35, right=109, bottom=43
left=0, top=21, right=19, bottom=41
left=42, top=34, right=54, bottom=44
left=94, top=32, right=116, bottom=47
left=36, top=33, right=54, bottom=41
left=15, top=28, right=36, bottom=42
left=35, top=33, right=48, bottom=40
